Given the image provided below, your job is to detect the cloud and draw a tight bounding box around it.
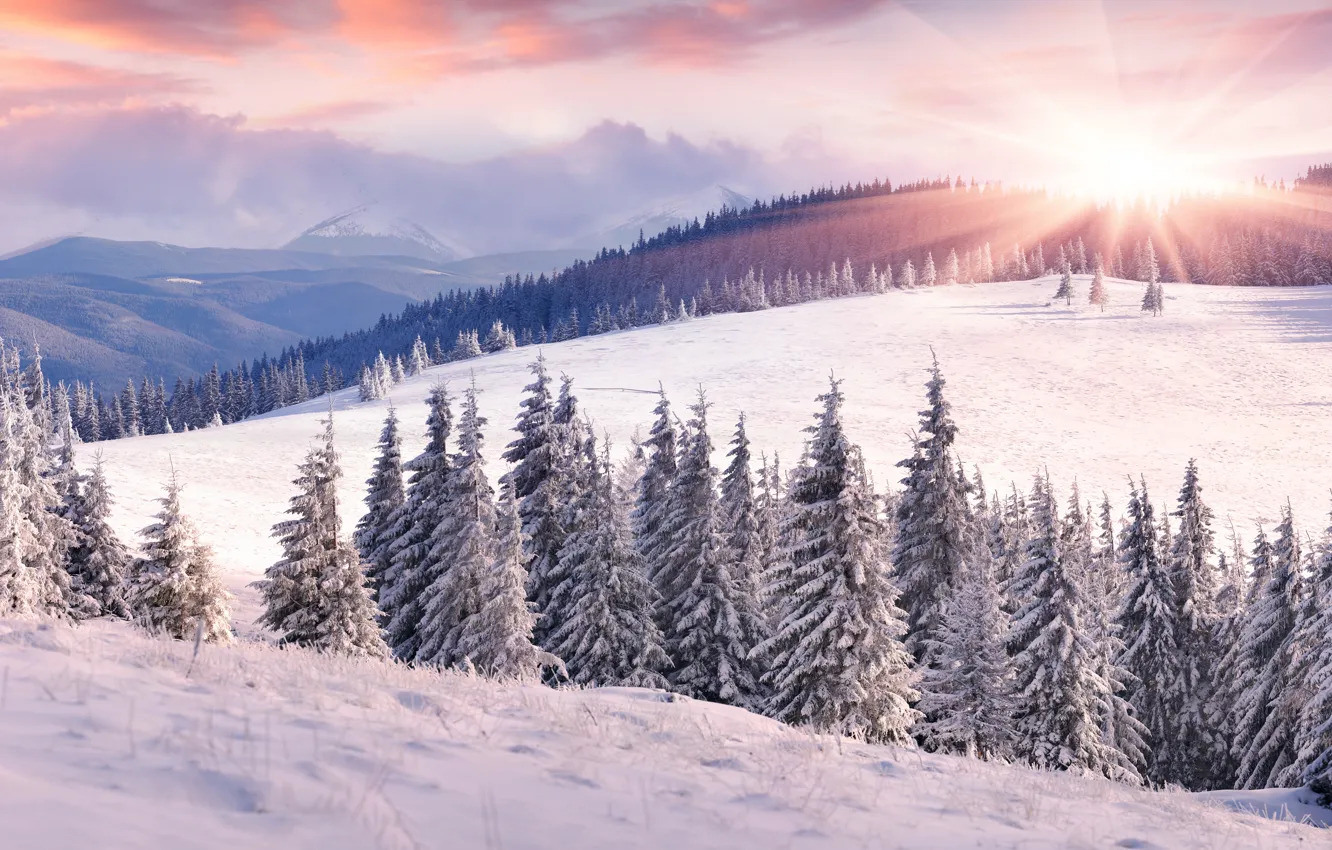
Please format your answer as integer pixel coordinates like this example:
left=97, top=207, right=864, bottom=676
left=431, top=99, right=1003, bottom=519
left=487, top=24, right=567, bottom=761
left=0, top=52, right=202, bottom=116
left=0, top=106, right=830, bottom=255
left=0, top=0, right=892, bottom=70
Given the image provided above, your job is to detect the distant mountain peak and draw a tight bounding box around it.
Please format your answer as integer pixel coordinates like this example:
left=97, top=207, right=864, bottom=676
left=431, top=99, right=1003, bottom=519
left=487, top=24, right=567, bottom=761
left=284, top=203, right=464, bottom=262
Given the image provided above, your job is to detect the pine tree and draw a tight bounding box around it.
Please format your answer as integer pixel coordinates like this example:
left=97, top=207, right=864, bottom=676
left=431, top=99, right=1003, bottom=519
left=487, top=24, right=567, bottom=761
left=501, top=356, right=569, bottom=648
left=0, top=374, right=77, bottom=619
left=255, top=412, right=386, bottom=656
left=633, top=388, right=679, bottom=589
left=1167, top=460, right=1220, bottom=788
left=414, top=378, right=496, bottom=668
left=1114, top=477, right=1184, bottom=785
left=894, top=354, right=971, bottom=663
left=1089, top=257, right=1108, bottom=311
left=757, top=377, right=920, bottom=743
left=1230, top=506, right=1294, bottom=794
left=355, top=405, right=406, bottom=604
left=916, top=549, right=1015, bottom=759
left=1294, top=507, right=1332, bottom=786
left=551, top=439, right=670, bottom=688
left=656, top=391, right=766, bottom=706
left=1009, top=474, right=1142, bottom=782
left=455, top=483, right=542, bottom=678
left=129, top=470, right=232, bottom=643
left=719, top=412, right=772, bottom=643
left=379, top=383, right=454, bottom=660
left=1235, top=504, right=1302, bottom=789
left=66, top=456, right=131, bottom=618
left=1054, top=261, right=1073, bottom=305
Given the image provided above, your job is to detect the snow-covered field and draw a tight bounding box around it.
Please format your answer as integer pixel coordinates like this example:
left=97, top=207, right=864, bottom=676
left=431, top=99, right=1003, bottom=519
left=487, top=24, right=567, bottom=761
left=1, top=616, right=1324, bottom=850
left=0, top=274, right=1327, bottom=848
left=87, top=275, right=1332, bottom=623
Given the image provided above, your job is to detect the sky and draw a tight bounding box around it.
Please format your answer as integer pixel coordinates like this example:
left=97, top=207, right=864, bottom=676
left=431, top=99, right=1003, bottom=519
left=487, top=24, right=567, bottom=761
left=1, top=0, right=1330, bottom=256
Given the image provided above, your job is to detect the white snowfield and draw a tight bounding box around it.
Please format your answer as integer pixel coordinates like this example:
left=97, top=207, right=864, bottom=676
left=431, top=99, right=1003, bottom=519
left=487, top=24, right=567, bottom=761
left=0, top=617, right=1324, bottom=850
left=8, top=273, right=1321, bottom=848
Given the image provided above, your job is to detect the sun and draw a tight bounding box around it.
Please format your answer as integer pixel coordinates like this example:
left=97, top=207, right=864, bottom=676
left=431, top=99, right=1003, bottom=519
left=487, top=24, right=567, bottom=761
left=1062, top=138, right=1222, bottom=204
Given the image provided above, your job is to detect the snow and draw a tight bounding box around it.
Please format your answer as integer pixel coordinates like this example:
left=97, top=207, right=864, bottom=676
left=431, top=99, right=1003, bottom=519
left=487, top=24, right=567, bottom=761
left=285, top=203, right=464, bottom=261
left=86, top=276, right=1332, bottom=627
left=5, top=274, right=1328, bottom=845
left=0, top=616, right=1321, bottom=849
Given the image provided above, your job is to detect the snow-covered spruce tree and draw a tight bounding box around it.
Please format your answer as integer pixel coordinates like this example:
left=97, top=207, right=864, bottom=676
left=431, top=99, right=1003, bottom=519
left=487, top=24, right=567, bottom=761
left=66, top=455, right=131, bottom=618
left=414, top=378, right=496, bottom=668
left=1054, top=261, right=1073, bottom=305
left=354, top=404, right=405, bottom=604
left=1114, top=476, right=1185, bottom=786
left=656, top=391, right=767, bottom=707
left=1201, top=523, right=1247, bottom=786
left=1166, top=460, right=1222, bottom=787
left=894, top=354, right=971, bottom=663
left=757, top=377, right=920, bottom=743
left=994, top=483, right=1031, bottom=612
left=0, top=371, right=78, bottom=619
left=456, top=482, right=541, bottom=678
left=380, top=383, right=454, bottom=661
left=1206, top=524, right=1270, bottom=787
left=1294, top=508, right=1332, bottom=786
left=720, top=412, right=773, bottom=636
left=1009, top=473, right=1142, bottom=783
left=633, top=388, right=679, bottom=589
left=1233, top=506, right=1302, bottom=789
left=1089, top=258, right=1108, bottom=311
left=551, top=438, right=670, bottom=688
left=501, top=355, right=568, bottom=648
left=915, top=540, right=1015, bottom=759
left=408, top=335, right=430, bottom=376
left=130, top=471, right=232, bottom=643
left=254, top=413, right=386, bottom=656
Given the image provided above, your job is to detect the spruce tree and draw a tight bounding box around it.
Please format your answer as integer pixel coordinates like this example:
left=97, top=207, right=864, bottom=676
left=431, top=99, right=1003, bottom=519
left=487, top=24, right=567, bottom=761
left=657, top=391, right=766, bottom=707
left=720, top=413, right=772, bottom=646
left=894, top=354, right=971, bottom=663
left=414, top=378, right=496, bottom=668
left=633, top=388, right=679, bottom=589
left=1235, top=504, right=1303, bottom=789
left=66, top=456, right=132, bottom=618
left=502, top=356, right=568, bottom=647
left=1115, top=477, right=1185, bottom=785
left=355, top=405, right=405, bottom=603
left=916, top=549, right=1015, bottom=759
left=1054, top=261, right=1073, bottom=305
left=1009, top=474, right=1142, bottom=783
left=1167, top=460, right=1220, bottom=787
left=130, top=471, right=232, bottom=643
left=255, top=413, right=386, bottom=656
left=456, top=483, right=542, bottom=678
left=551, top=439, right=670, bottom=688
left=380, top=383, right=454, bottom=660
left=1089, top=258, right=1108, bottom=311
left=758, top=377, right=920, bottom=743
left=1293, top=508, right=1332, bottom=786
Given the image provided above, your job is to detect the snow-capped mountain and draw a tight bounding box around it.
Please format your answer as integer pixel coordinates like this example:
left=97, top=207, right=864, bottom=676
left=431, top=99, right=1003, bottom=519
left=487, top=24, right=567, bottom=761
left=577, top=184, right=754, bottom=250
left=284, top=204, right=466, bottom=262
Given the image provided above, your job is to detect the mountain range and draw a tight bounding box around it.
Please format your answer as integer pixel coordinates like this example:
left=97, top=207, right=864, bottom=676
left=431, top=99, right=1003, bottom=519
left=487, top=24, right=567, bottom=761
left=0, top=184, right=755, bottom=389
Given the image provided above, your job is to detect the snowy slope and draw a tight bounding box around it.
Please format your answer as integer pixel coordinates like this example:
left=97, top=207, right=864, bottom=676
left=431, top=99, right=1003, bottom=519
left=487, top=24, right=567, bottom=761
left=0, top=616, right=1322, bottom=849
left=85, top=275, right=1332, bottom=624
left=22, top=274, right=1332, bottom=847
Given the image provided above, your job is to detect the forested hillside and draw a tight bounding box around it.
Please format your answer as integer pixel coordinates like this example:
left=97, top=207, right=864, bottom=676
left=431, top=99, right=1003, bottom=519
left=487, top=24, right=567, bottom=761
left=68, top=166, right=1332, bottom=439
